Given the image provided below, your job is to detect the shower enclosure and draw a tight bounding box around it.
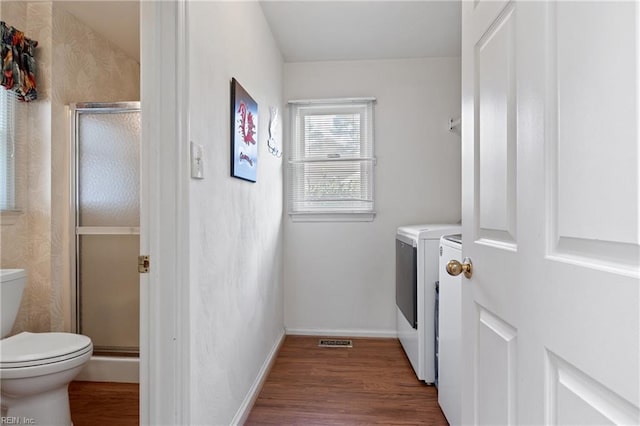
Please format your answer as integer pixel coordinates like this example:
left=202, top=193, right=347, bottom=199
left=71, top=102, right=140, bottom=356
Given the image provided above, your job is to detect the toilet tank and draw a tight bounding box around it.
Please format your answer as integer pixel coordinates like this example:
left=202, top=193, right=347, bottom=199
left=1, top=269, right=26, bottom=338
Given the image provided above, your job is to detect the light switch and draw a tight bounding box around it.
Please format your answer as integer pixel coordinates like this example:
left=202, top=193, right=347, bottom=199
left=190, top=142, right=204, bottom=179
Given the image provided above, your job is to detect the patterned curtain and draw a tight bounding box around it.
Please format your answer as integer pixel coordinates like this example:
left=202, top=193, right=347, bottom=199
left=1, top=21, right=38, bottom=102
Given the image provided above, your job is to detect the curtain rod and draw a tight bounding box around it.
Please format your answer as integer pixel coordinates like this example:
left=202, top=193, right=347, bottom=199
left=288, top=97, right=376, bottom=105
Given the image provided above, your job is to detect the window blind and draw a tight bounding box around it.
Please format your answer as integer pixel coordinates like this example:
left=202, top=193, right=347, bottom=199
left=288, top=99, right=376, bottom=217
left=0, top=89, right=18, bottom=210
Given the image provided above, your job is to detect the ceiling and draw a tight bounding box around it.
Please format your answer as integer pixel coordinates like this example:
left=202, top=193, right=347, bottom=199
left=55, top=1, right=461, bottom=65
left=259, top=1, right=461, bottom=62
left=57, top=1, right=140, bottom=63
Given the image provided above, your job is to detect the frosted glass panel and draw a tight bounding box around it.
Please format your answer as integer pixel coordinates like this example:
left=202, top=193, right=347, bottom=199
left=78, top=112, right=140, bottom=227
left=79, top=235, right=139, bottom=351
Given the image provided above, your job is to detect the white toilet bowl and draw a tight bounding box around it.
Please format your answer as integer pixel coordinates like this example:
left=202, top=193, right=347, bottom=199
left=0, top=270, right=93, bottom=426
left=1, top=332, right=93, bottom=425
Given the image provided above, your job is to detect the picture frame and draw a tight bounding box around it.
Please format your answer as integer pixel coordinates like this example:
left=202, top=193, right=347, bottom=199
left=230, top=78, right=258, bottom=182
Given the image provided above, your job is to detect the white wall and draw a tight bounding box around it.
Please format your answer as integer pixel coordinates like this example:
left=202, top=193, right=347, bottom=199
left=284, top=58, right=461, bottom=336
left=187, top=2, right=284, bottom=424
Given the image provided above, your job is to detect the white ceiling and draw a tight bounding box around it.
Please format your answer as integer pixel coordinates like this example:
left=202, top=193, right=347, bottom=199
left=259, top=1, right=461, bottom=62
left=57, top=1, right=140, bottom=63
left=54, top=1, right=460, bottom=65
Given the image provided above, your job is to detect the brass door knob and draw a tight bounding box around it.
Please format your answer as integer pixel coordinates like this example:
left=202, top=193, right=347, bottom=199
left=446, top=258, right=473, bottom=279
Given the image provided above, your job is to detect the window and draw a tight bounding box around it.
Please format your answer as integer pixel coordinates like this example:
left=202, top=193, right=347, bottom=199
left=0, top=89, right=18, bottom=211
left=288, top=98, right=376, bottom=221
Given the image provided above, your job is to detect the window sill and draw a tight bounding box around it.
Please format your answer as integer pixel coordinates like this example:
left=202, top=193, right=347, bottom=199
left=289, top=212, right=376, bottom=223
left=1, top=210, right=23, bottom=226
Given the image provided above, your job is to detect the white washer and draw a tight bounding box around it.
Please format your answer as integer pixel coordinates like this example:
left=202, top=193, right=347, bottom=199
left=395, top=224, right=460, bottom=383
left=438, top=234, right=463, bottom=425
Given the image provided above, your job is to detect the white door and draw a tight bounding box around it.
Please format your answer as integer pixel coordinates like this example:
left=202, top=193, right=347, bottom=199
left=459, top=1, right=640, bottom=424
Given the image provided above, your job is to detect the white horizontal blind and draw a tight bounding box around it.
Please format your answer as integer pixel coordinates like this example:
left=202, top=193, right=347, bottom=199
left=0, top=89, right=18, bottom=211
left=288, top=99, right=375, bottom=216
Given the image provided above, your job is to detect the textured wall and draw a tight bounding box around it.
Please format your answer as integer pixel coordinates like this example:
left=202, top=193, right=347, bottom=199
left=1, top=2, right=53, bottom=333
left=284, top=58, right=462, bottom=335
left=0, top=1, right=30, bottom=304
left=187, top=2, right=284, bottom=423
left=0, top=2, right=139, bottom=333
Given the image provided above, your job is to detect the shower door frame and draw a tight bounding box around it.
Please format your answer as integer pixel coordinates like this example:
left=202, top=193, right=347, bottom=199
left=69, top=101, right=141, bottom=356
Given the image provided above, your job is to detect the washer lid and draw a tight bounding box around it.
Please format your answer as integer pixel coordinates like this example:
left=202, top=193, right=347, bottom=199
left=0, top=332, right=92, bottom=367
left=397, top=223, right=462, bottom=241
left=443, top=234, right=462, bottom=245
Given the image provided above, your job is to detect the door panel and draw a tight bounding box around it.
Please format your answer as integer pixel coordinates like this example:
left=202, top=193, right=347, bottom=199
left=547, top=351, right=640, bottom=425
left=550, top=1, right=640, bottom=274
left=554, top=2, right=638, bottom=247
left=461, top=2, right=640, bottom=425
left=79, top=234, right=140, bottom=350
left=78, top=111, right=141, bottom=227
left=477, top=307, right=517, bottom=426
left=476, top=3, right=517, bottom=245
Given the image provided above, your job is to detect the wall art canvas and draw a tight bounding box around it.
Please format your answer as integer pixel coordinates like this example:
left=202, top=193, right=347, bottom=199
left=230, top=78, right=258, bottom=182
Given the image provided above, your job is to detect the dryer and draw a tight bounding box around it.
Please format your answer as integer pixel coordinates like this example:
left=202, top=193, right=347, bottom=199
left=438, top=234, right=463, bottom=425
left=395, top=224, right=461, bottom=383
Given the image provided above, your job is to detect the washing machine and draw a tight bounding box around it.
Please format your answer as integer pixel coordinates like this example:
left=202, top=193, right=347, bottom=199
left=395, top=224, right=461, bottom=383
left=438, top=234, right=463, bottom=425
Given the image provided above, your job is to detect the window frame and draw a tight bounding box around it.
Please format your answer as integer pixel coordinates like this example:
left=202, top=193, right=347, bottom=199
left=0, top=89, right=18, bottom=213
left=287, top=97, right=376, bottom=222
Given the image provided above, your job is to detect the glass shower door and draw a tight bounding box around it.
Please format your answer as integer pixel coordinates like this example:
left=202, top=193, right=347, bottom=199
left=72, top=102, right=140, bottom=355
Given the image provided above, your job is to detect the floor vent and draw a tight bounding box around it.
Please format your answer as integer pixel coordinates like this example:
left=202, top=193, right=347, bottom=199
left=318, top=339, right=353, bottom=348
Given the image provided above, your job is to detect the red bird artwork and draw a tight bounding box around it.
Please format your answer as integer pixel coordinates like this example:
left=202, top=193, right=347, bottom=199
left=237, top=102, right=256, bottom=145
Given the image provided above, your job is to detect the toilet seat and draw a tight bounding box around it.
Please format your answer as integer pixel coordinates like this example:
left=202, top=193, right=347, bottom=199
left=1, top=332, right=92, bottom=369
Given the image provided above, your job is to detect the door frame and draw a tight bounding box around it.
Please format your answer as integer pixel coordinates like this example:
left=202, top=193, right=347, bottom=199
left=140, top=1, right=190, bottom=424
left=68, top=101, right=141, bottom=349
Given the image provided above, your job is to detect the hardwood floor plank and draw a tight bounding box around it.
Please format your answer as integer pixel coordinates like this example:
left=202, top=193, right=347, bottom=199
left=68, top=381, right=138, bottom=426
left=246, top=336, right=448, bottom=425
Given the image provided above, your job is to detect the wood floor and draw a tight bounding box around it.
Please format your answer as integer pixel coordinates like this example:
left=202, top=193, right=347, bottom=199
left=68, top=381, right=138, bottom=426
left=246, top=336, right=448, bottom=425
left=67, top=337, right=447, bottom=425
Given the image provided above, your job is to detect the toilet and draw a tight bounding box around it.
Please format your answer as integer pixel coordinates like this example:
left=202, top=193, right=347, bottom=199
left=0, top=269, right=93, bottom=425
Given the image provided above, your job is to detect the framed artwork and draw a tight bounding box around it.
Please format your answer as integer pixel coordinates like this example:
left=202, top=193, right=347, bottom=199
left=230, top=78, right=258, bottom=182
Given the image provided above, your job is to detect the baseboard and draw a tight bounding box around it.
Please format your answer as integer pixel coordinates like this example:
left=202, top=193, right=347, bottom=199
left=285, top=327, right=397, bottom=338
left=75, top=356, right=139, bottom=383
left=230, top=328, right=286, bottom=426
